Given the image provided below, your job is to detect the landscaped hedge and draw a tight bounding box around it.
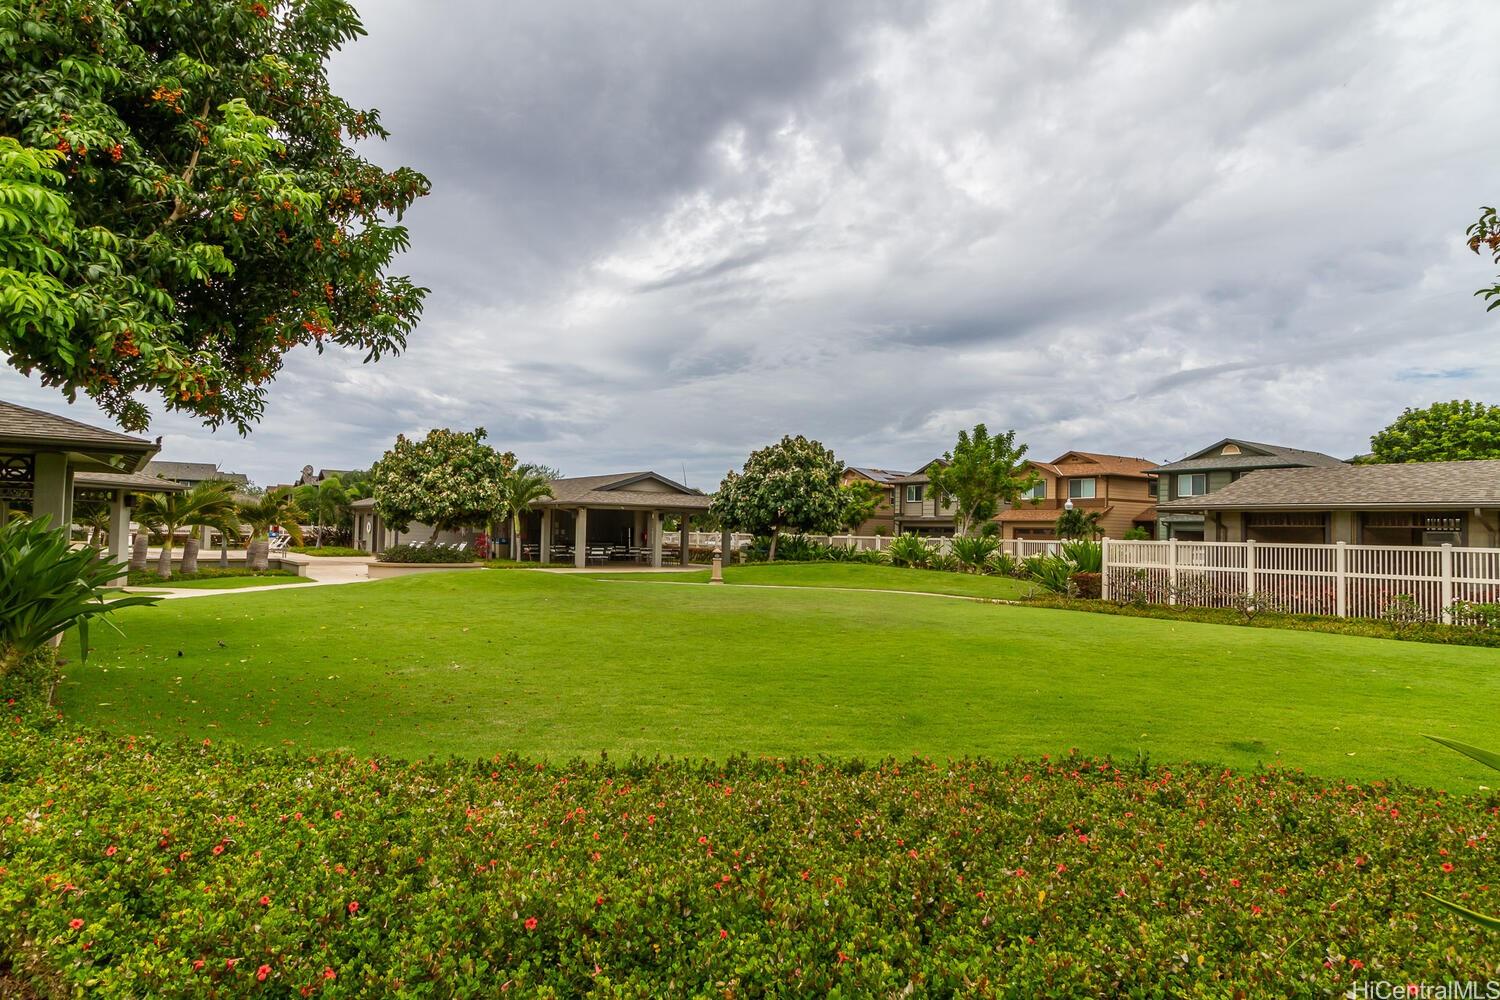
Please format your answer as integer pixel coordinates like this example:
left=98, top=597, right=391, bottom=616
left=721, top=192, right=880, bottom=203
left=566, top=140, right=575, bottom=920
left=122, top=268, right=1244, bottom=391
left=0, top=729, right=1494, bottom=996
left=376, top=542, right=474, bottom=564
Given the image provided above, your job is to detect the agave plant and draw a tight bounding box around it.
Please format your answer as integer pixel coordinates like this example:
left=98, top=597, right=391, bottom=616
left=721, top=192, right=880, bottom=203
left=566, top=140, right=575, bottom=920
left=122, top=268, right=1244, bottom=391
left=888, top=533, right=933, bottom=568
left=1060, top=539, right=1103, bottom=574
left=950, top=535, right=1000, bottom=573
left=0, top=516, right=159, bottom=675
left=1424, top=737, right=1500, bottom=929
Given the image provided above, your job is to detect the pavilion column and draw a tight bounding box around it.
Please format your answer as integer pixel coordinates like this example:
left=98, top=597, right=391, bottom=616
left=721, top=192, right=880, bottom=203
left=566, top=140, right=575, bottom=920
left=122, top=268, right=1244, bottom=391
left=540, top=509, right=552, bottom=563
left=108, top=489, right=130, bottom=586
left=650, top=511, right=663, bottom=568
left=32, top=452, right=68, bottom=531
left=574, top=507, right=589, bottom=568
left=679, top=512, right=691, bottom=566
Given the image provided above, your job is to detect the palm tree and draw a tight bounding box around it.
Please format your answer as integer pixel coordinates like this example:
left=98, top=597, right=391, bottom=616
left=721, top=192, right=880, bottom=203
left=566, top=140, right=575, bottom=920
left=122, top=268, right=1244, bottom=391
left=1055, top=507, right=1104, bottom=541
left=238, top=489, right=306, bottom=571
left=294, top=476, right=350, bottom=548
left=133, top=482, right=240, bottom=579
left=497, top=465, right=554, bottom=561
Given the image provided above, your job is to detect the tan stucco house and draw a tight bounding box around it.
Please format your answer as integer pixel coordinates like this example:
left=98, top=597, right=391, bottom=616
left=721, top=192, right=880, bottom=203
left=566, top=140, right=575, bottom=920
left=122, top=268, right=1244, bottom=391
left=1157, top=459, right=1500, bottom=546
left=996, top=451, right=1159, bottom=540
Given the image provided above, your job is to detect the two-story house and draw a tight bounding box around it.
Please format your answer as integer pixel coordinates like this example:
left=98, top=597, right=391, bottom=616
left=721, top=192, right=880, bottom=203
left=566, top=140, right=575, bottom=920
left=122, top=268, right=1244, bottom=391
left=890, top=459, right=959, bottom=536
left=841, top=467, right=908, bottom=535
left=892, top=450, right=1159, bottom=538
left=1150, top=439, right=1346, bottom=540
left=996, top=451, right=1159, bottom=540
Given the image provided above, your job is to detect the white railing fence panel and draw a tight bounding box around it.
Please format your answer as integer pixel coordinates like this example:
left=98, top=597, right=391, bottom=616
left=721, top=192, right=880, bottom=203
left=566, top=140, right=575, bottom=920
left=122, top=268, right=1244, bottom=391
left=1103, top=538, right=1500, bottom=621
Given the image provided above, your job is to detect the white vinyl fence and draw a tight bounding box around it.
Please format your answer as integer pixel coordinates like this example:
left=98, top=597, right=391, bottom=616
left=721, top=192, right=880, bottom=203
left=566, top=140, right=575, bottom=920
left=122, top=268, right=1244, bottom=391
left=1102, top=539, right=1500, bottom=622
left=679, top=532, right=1070, bottom=559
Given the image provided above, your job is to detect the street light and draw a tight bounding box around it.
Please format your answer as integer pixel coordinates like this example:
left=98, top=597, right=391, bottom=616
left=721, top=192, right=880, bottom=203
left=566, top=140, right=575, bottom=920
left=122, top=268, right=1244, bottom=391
left=1064, top=498, right=1074, bottom=511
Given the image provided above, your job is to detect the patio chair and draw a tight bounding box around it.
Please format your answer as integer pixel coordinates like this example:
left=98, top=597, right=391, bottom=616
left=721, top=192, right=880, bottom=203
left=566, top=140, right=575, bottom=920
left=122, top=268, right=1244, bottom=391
left=268, top=534, right=291, bottom=553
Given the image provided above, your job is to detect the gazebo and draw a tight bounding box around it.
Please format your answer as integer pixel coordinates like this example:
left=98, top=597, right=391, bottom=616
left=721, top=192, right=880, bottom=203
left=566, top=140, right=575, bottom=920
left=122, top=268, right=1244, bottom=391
left=0, top=399, right=166, bottom=579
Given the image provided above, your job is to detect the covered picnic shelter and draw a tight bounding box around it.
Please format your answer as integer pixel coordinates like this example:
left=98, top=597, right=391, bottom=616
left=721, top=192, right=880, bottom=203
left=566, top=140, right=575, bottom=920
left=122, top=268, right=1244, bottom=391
left=0, top=399, right=168, bottom=578
left=529, top=472, right=716, bottom=568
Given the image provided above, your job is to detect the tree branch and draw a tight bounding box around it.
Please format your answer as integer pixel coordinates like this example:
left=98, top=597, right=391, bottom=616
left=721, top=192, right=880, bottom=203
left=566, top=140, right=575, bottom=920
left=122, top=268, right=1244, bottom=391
left=159, top=97, right=212, bottom=231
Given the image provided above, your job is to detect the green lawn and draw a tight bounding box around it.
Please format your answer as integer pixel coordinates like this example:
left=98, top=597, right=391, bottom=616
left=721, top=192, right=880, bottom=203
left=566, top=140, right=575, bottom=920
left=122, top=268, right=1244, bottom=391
left=602, top=561, right=1038, bottom=600
left=288, top=545, right=368, bottom=557
left=68, top=567, right=1500, bottom=786
left=151, top=575, right=316, bottom=590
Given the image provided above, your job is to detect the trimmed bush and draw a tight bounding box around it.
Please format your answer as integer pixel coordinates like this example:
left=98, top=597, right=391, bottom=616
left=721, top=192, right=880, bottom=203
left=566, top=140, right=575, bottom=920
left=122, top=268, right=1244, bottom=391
left=1070, top=571, right=1102, bottom=599
left=377, top=543, right=475, bottom=564
left=0, top=729, right=1493, bottom=995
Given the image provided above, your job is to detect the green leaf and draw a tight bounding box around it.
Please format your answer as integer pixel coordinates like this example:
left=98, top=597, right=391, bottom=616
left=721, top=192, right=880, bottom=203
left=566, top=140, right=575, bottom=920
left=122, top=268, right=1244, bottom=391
left=1423, top=734, right=1500, bottom=773
left=1424, top=892, right=1500, bottom=931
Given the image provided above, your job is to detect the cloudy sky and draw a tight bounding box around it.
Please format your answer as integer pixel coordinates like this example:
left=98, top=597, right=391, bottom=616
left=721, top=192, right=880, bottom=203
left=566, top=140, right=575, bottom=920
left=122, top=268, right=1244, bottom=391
left=5, top=0, right=1500, bottom=488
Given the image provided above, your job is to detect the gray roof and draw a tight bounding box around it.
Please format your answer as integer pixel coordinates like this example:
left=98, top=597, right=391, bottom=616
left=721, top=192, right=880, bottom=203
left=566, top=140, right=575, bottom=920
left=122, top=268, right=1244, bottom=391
left=847, top=466, right=909, bottom=483
left=537, top=471, right=711, bottom=511
left=893, top=458, right=949, bottom=484
left=350, top=471, right=712, bottom=512
left=1151, top=438, right=1347, bottom=474
left=75, top=470, right=189, bottom=492
left=143, top=461, right=249, bottom=485
left=0, top=399, right=157, bottom=472
left=1159, top=460, right=1500, bottom=511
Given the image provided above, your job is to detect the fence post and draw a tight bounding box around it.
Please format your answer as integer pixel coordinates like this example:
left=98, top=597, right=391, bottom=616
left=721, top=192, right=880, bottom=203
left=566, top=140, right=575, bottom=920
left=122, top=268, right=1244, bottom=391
left=1101, top=538, right=1112, bottom=602
left=1441, top=542, right=1454, bottom=623
left=1167, top=538, right=1178, bottom=606
left=1334, top=541, right=1347, bottom=619
left=1244, top=539, right=1256, bottom=597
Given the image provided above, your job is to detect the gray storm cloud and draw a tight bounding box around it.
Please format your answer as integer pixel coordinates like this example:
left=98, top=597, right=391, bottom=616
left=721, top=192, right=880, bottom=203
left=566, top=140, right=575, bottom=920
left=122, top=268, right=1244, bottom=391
left=4, top=0, right=1498, bottom=487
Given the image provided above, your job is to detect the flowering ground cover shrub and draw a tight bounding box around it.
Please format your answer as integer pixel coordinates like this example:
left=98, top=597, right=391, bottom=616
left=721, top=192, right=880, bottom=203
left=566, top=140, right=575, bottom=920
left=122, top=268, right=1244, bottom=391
left=0, top=728, right=1494, bottom=996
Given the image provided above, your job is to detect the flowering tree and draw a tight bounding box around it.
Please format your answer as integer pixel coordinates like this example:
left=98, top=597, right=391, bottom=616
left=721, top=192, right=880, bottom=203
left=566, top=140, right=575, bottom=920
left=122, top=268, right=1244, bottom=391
left=0, top=1, right=428, bottom=432
left=925, top=424, right=1037, bottom=537
left=1469, top=205, right=1500, bottom=315
left=712, top=435, right=851, bottom=561
left=371, top=429, right=513, bottom=540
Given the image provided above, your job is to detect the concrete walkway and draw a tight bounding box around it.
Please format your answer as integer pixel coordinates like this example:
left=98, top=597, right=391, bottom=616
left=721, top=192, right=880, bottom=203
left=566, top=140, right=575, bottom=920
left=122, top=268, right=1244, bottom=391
left=128, top=550, right=373, bottom=600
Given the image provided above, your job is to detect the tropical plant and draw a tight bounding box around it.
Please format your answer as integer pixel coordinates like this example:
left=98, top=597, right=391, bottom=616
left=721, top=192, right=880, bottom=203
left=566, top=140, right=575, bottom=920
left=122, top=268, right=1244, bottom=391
left=75, top=502, right=112, bottom=550
left=1381, top=594, right=1430, bottom=636
left=378, top=543, right=474, bottom=565
left=294, top=476, right=350, bottom=548
left=950, top=534, right=1000, bottom=573
left=1028, top=555, right=1077, bottom=596
left=924, top=425, right=1038, bottom=537
left=132, top=482, right=239, bottom=579
left=1123, top=526, right=1151, bottom=541
left=496, top=464, right=554, bottom=560
left=0, top=516, right=158, bottom=675
left=371, top=429, right=514, bottom=541
left=1368, top=400, right=1500, bottom=464
left=986, top=551, right=1021, bottom=577
left=888, top=533, right=933, bottom=568
left=1055, top=507, right=1104, bottom=540
left=1060, top=539, right=1103, bottom=574
left=711, top=436, right=849, bottom=561
left=237, top=489, right=306, bottom=571
left=0, top=3, right=429, bottom=432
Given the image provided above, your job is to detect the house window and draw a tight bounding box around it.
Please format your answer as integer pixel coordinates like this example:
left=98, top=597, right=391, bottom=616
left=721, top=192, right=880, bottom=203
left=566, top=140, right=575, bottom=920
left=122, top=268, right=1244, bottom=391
left=1068, top=478, right=1096, bottom=500
left=1177, top=473, right=1208, bottom=497
left=1022, top=480, right=1046, bottom=500
left=905, top=485, right=924, bottom=503
left=1147, top=477, right=1158, bottom=498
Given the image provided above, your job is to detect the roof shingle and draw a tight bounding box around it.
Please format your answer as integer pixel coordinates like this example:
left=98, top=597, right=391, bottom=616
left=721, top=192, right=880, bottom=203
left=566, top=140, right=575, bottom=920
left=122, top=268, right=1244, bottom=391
left=1159, top=460, right=1500, bottom=510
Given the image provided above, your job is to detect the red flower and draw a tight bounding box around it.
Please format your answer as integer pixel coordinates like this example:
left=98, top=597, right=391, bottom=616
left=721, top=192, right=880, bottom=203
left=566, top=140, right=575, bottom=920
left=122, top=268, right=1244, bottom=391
left=259, top=895, right=271, bottom=906
left=226, top=958, right=237, bottom=970
left=69, top=918, right=84, bottom=930
left=333, top=810, right=343, bottom=820
left=323, top=968, right=337, bottom=980
left=105, top=845, right=118, bottom=857
left=192, top=959, right=204, bottom=971
left=347, top=901, right=360, bottom=914
left=524, top=917, right=538, bottom=931
left=257, top=964, right=271, bottom=982
left=719, top=929, right=729, bottom=939
left=1442, top=862, right=1456, bottom=873
left=212, top=844, right=225, bottom=856
left=1229, top=878, right=1240, bottom=888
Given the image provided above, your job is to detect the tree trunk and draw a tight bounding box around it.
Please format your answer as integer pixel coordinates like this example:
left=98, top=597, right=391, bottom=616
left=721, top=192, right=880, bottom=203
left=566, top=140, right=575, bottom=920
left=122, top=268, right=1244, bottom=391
left=512, top=514, right=521, bottom=561
left=130, top=531, right=148, bottom=571
left=181, top=537, right=200, bottom=575
left=156, top=539, right=173, bottom=580
left=768, top=525, right=780, bottom=563
left=248, top=537, right=269, bottom=572
left=219, top=534, right=230, bottom=568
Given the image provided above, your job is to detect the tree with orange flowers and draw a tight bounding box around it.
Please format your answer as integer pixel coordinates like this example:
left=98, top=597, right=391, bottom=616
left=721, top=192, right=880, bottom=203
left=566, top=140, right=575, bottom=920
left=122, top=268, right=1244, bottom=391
left=0, top=1, right=429, bottom=432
